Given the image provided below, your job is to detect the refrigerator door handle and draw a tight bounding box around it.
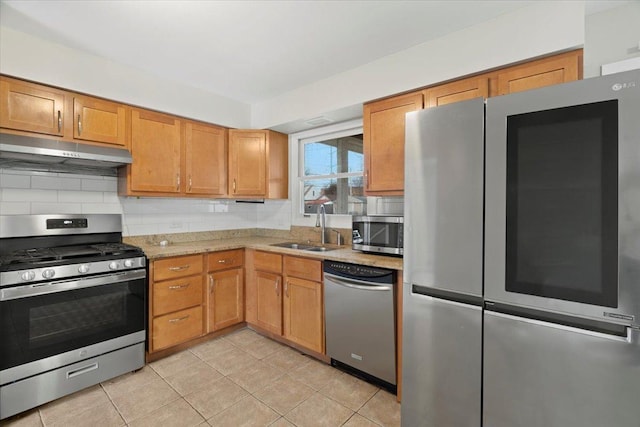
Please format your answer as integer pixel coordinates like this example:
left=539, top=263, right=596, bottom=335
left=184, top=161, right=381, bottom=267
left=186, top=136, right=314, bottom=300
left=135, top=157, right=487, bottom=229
left=484, top=310, right=633, bottom=343
left=411, top=290, right=483, bottom=311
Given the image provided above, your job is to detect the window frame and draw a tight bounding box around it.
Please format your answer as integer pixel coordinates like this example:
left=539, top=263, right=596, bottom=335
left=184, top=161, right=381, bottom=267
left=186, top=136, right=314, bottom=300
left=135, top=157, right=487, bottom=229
left=289, top=118, right=363, bottom=228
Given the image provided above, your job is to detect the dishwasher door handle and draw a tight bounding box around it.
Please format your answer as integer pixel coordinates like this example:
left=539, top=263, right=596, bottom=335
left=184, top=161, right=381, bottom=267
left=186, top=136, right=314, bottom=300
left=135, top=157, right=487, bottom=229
left=324, top=273, right=392, bottom=292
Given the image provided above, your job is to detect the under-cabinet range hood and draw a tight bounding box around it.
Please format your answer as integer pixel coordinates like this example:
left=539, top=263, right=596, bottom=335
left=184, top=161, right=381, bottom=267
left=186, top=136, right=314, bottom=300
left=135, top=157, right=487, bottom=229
left=0, top=133, right=132, bottom=176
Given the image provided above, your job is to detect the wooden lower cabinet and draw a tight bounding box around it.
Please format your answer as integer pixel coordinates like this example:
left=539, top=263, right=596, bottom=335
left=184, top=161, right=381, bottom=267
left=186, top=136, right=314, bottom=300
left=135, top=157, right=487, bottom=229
left=149, top=255, right=205, bottom=353
left=152, top=306, right=204, bottom=352
left=246, top=251, right=324, bottom=354
left=283, top=276, right=323, bottom=353
left=255, top=270, right=283, bottom=335
left=208, top=267, right=244, bottom=332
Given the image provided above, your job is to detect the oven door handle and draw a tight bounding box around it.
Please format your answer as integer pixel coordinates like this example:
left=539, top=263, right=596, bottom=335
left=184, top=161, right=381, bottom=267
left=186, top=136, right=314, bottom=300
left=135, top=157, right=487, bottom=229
left=0, top=269, right=147, bottom=301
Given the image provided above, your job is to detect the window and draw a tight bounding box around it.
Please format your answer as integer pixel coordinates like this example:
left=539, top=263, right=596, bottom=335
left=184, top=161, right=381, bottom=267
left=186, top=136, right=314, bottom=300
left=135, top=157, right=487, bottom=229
left=299, top=130, right=365, bottom=216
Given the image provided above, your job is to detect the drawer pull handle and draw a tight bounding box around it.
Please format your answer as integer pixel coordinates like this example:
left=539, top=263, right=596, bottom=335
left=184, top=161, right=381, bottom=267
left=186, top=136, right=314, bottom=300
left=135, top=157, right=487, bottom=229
left=169, top=315, right=190, bottom=323
left=168, top=265, right=190, bottom=272
left=67, top=363, right=98, bottom=379
left=218, top=259, right=230, bottom=264
left=168, top=284, right=190, bottom=290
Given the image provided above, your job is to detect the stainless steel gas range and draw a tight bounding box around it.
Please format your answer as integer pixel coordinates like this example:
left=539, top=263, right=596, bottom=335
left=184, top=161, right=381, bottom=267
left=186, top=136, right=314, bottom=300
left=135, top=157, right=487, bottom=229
left=0, top=214, right=146, bottom=420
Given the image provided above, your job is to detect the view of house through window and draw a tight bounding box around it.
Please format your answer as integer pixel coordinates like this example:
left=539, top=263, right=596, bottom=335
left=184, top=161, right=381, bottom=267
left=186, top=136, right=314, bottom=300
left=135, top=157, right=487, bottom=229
left=301, top=134, right=365, bottom=215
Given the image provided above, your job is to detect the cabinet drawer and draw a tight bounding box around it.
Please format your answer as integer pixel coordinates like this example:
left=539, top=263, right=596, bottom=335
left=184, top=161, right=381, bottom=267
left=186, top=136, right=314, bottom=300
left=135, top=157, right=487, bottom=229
left=153, top=255, right=203, bottom=281
left=208, top=249, right=244, bottom=272
left=254, top=251, right=282, bottom=274
left=284, top=256, right=322, bottom=282
left=152, top=306, right=203, bottom=351
left=153, top=275, right=203, bottom=316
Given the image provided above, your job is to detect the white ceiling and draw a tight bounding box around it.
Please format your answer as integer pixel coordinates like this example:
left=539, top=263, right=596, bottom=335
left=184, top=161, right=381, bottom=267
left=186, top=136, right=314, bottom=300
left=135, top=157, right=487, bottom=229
left=0, top=1, right=630, bottom=107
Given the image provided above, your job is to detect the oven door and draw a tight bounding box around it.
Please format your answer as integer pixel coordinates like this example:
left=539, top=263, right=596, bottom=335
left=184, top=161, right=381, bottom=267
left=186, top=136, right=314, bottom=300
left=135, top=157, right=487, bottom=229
left=0, top=269, right=146, bottom=384
left=485, top=70, right=640, bottom=325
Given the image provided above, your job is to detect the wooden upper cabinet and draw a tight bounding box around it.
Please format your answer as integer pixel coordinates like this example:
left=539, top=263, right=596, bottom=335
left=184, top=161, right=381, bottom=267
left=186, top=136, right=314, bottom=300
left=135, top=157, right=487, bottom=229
left=423, top=75, right=490, bottom=108
left=228, top=129, right=288, bottom=199
left=185, top=122, right=227, bottom=196
left=0, top=77, right=65, bottom=137
left=496, top=49, right=583, bottom=96
left=73, top=96, right=126, bottom=146
left=363, top=92, right=423, bottom=195
left=130, top=109, right=182, bottom=193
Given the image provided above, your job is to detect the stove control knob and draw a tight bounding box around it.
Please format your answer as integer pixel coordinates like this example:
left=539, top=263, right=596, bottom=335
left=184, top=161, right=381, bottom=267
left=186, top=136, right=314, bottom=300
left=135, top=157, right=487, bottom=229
left=21, top=271, right=36, bottom=281
left=78, top=264, right=90, bottom=274
left=42, top=269, right=55, bottom=279
left=109, top=261, right=119, bottom=270
left=123, top=259, right=134, bottom=268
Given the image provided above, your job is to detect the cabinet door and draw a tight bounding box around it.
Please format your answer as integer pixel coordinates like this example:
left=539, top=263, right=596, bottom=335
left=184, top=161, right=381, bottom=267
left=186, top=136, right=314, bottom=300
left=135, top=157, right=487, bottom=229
left=228, top=130, right=267, bottom=197
left=185, top=122, right=227, bottom=196
left=283, top=276, right=323, bottom=353
left=497, top=50, right=582, bottom=95
left=208, top=268, right=244, bottom=332
left=423, top=75, right=490, bottom=108
left=255, top=270, right=282, bottom=335
left=363, top=92, right=423, bottom=195
left=0, top=78, right=65, bottom=136
left=73, top=96, right=126, bottom=146
left=130, top=109, right=182, bottom=193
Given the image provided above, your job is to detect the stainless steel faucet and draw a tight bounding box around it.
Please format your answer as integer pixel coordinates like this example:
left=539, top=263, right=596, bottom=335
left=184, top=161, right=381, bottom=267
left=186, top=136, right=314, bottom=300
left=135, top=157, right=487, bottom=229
left=316, top=204, right=327, bottom=245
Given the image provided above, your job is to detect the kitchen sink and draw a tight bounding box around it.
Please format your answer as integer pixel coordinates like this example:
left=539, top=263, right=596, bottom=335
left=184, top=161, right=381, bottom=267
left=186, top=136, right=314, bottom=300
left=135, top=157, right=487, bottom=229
left=269, top=242, right=337, bottom=252
left=304, top=246, right=336, bottom=252
left=270, top=242, right=316, bottom=250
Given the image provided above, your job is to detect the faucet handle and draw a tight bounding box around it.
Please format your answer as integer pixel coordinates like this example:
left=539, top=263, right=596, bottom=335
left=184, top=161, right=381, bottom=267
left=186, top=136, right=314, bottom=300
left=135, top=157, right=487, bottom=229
left=332, top=229, right=343, bottom=246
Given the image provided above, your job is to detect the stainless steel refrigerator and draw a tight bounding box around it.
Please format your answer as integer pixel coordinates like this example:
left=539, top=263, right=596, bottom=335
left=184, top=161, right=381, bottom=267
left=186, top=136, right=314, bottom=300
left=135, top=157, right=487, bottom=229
left=402, top=97, right=485, bottom=426
left=402, top=70, right=640, bottom=427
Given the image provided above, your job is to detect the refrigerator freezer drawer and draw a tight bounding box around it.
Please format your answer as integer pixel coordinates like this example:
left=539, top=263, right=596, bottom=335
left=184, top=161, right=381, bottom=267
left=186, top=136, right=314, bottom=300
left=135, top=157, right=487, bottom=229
left=484, top=310, right=640, bottom=427
left=401, top=286, right=482, bottom=427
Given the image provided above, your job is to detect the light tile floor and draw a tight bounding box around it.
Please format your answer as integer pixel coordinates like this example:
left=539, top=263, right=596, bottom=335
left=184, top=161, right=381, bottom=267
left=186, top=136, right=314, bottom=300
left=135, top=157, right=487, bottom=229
left=1, top=328, right=400, bottom=427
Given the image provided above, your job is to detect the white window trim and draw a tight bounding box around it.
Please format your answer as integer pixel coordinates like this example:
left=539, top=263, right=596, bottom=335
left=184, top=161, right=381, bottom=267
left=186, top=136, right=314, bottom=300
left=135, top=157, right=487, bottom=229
left=289, top=118, right=363, bottom=229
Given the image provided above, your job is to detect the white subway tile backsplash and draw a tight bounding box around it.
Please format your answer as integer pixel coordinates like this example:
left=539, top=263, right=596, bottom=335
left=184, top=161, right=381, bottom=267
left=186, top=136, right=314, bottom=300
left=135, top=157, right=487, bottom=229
left=31, top=175, right=82, bottom=191
left=1, top=188, right=59, bottom=202
left=58, top=190, right=103, bottom=203
left=31, top=202, right=82, bottom=214
left=0, top=170, right=295, bottom=235
left=81, top=203, right=123, bottom=214
left=124, top=223, right=158, bottom=236
left=0, top=201, right=30, bottom=214
left=0, top=173, right=31, bottom=188
left=81, top=178, right=117, bottom=192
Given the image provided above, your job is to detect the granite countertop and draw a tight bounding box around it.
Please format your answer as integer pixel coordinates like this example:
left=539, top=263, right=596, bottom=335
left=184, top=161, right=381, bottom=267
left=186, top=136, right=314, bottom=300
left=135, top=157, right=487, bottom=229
left=132, top=236, right=403, bottom=270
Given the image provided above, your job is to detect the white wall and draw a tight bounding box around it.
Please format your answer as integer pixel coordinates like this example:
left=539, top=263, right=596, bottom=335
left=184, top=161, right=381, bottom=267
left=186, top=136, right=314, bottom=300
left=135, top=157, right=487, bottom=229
left=251, top=1, right=585, bottom=129
left=0, top=169, right=261, bottom=236
left=584, top=2, right=640, bottom=78
left=0, top=26, right=251, bottom=129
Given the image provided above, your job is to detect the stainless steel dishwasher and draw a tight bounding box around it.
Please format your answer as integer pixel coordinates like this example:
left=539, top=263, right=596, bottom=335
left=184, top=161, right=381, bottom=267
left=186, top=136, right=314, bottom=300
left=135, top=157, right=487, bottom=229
left=324, top=260, right=396, bottom=391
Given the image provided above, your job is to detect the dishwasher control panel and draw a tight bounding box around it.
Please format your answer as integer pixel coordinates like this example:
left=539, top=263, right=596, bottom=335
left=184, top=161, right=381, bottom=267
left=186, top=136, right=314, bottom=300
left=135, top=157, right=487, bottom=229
left=324, top=261, right=395, bottom=284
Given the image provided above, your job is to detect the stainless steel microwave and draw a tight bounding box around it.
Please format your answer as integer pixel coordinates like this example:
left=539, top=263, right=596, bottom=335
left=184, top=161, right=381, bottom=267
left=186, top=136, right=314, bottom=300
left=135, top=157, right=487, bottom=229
left=352, top=216, right=403, bottom=256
